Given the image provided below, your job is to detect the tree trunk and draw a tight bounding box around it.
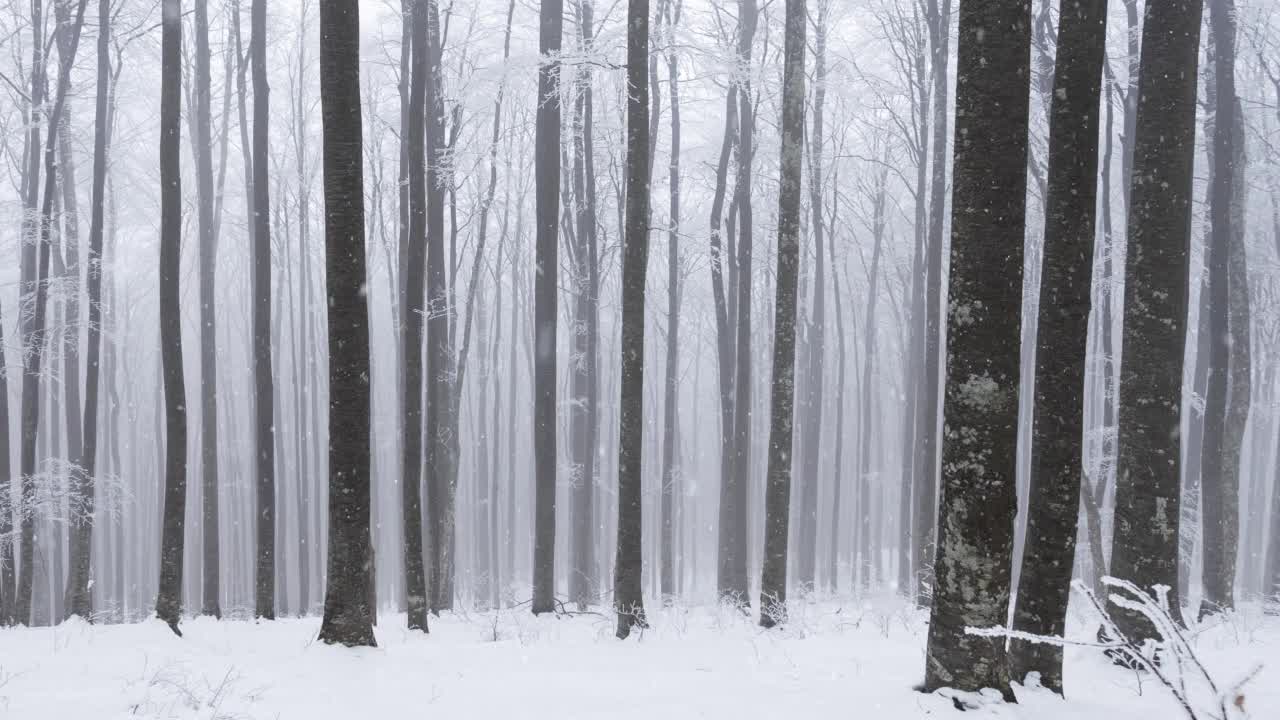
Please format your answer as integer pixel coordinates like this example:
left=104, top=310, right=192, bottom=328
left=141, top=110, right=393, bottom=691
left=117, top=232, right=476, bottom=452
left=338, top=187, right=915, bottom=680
left=400, top=0, right=430, bottom=632
left=921, top=0, right=1031, bottom=699
left=317, top=0, right=376, bottom=648
left=65, top=0, right=112, bottom=622
left=569, top=0, right=599, bottom=610
left=913, top=0, right=951, bottom=605
left=16, top=0, right=87, bottom=628
left=727, top=0, right=758, bottom=609
left=758, top=0, right=806, bottom=629
left=1010, top=0, right=1108, bottom=694
left=532, top=0, right=563, bottom=617
left=1200, top=0, right=1243, bottom=619
left=251, top=0, right=276, bottom=621
left=614, top=0, right=651, bottom=640
left=659, top=0, right=682, bottom=601
left=154, top=0, right=187, bottom=635
left=1110, top=0, right=1203, bottom=640
left=857, top=168, right=886, bottom=593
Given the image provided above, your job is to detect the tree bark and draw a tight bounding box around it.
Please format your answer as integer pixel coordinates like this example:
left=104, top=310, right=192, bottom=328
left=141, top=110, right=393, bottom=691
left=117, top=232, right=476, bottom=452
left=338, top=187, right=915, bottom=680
left=921, top=0, right=1031, bottom=699
left=614, top=0, right=651, bottom=640
left=532, top=0, right=563, bottom=617
left=758, top=0, right=806, bottom=629
left=1109, top=0, right=1203, bottom=640
left=659, top=0, right=683, bottom=601
left=155, top=0, right=187, bottom=635
left=65, top=0, right=112, bottom=622
left=317, top=0, right=376, bottom=648
left=1010, top=0, right=1108, bottom=694
left=251, top=0, right=276, bottom=621
left=1199, top=0, right=1243, bottom=619
left=912, top=0, right=951, bottom=605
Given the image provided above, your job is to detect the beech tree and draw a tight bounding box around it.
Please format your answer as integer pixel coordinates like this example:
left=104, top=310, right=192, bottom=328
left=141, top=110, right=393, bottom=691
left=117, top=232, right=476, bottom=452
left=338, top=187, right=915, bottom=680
left=921, top=0, right=1031, bottom=698
left=758, top=0, right=806, bottom=629
left=317, top=0, right=376, bottom=648
left=1010, top=0, right=1108, bottom=694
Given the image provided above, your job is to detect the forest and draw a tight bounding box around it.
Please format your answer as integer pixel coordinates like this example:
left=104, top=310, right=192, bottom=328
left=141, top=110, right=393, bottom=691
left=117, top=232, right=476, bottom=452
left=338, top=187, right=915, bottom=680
left=0, top=0, right=1278, bottom=717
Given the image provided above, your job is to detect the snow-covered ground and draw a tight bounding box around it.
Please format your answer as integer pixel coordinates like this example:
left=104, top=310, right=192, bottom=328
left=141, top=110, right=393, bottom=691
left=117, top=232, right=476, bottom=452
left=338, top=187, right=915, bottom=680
left=1, top=596, right=1274, bottom=719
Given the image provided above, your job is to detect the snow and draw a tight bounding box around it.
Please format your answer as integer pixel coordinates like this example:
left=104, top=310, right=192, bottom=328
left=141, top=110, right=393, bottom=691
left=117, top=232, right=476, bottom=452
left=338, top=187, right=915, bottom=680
left=0, top=597, right=1275, bottom=719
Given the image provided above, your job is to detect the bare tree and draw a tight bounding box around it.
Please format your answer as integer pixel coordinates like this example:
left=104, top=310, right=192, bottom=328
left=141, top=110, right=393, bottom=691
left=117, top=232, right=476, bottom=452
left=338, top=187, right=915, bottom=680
left=921, top=0, right=1031, bottom=699
left=252, top=0, right=277, bottom=620
left=758, top=0, right=806, bottom=629
left=1011, top=0, right=1108, bottom=694
left=614, top=0, right=652, bottom=640
left=532, top=0, right=562, bottom=617
left=64, top=0, right=113, bottom=622
left=155, top=0, right=188, bottom=635
left=317, top=0, right=376, bottom=647
left=1110, top=0, right=1204, bottom=639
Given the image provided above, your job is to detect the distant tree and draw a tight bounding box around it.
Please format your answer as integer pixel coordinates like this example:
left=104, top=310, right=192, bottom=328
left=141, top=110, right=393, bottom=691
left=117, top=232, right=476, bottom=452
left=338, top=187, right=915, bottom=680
left=1011, top=0, right=1108, bottom=694
left=532, top=0, right=563, bottom=617
left=402, top=0, right=430, bottom=632
left=317, top=0, right=377, bottom=648
left=921, top=0, right=1031, bottom=699
left=1110, top=0, right=1204, bottom=639
left=64, top=0, right=113, bottom=622
left=1199, top=0, right=1244, bottom=619
left=155, top=0, right=189, bottom=635
left=758, top=0, right=807, bottom=629
left=192, top=0, right=222, bottom=620
left=659, top=0, right=683, bottom=601
left=15, top=0, right=89, bottom=627
left=911, top=0, right=952, bottom=605
left=614, top=0, right=652, bottom=640
left=252, top=0, right=277, bottom=621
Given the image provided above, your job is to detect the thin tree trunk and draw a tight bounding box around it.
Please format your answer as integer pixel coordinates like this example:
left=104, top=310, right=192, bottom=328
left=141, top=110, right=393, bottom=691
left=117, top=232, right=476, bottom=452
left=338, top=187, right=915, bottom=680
left=659, top=0, right=683, bottom=601
left=614, top=0, right=651, bottom=640
left=251, top=0, right=276, bottom=621
left=1200, top=0, right=1242, bottom=618
left=531, top=0, right=563, bottom=617
left=16, top=0, right=88, bottom=628
left=758, top=0, right=806, bottom=629
left=155, top=0, right=187, bottom=635
left=64, top=0, right=111, bottom=622
left=913, top=0, right=951, bottom=605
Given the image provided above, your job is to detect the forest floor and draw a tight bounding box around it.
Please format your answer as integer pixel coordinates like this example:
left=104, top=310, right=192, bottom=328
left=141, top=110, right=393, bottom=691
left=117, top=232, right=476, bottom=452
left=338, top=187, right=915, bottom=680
left=0, top=594, right=1274, bottom=719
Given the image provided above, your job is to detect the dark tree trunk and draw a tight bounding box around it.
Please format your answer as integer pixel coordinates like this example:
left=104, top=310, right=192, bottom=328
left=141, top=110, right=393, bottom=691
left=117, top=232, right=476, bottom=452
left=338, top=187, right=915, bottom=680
left=16, top=0, right=87, bottom=628
left=251, top=0, right=276, bottom=621
left=401, top=0, right=429, bottom=632
left=191, top=0, right=222, bottom=620
left=659, top=0, right=682, bottom=601
left=317, top=0, right=376, bottom=648
left=758, top=0, right=806, bottom=629
left=1199, top=0, right=1242, bottom=619
left=727, top=0, right=758, bottom=608
left=913, top=0, right=951, bottom=605
left=1109, top=0, right=1203, bottom=640
left=532, top=0, right=563, bottom=617
left=711, top=83, right=739, bottom=603
left=614, top=0, right=650, bottom=640
left=921, top=0, right=1031, bottom=699
left=569, top=0, right=600, bottom=610
left=65, top=0, right=112, bottom=622
left=155, top=0, right=187, bottom=635
left=1010, top=0, right=1108, bottom=694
